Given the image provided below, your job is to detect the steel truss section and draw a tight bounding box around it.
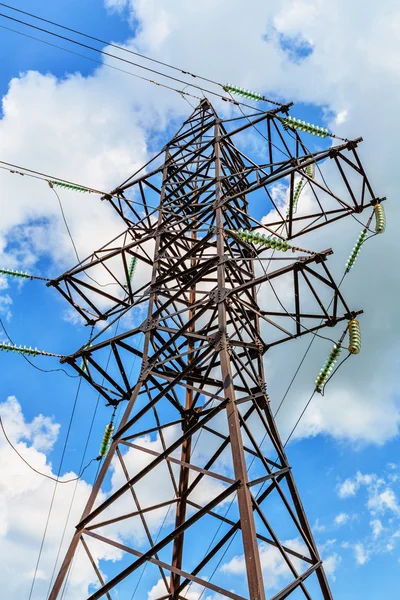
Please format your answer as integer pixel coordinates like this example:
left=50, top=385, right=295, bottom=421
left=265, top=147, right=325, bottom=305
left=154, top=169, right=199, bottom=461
left=48, top=99, right=379, bottom=600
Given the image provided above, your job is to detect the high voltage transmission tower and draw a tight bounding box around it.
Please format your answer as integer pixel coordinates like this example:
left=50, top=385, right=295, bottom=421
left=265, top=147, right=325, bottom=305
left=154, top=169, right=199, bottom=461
left=1, top=98, right=383, bottom=599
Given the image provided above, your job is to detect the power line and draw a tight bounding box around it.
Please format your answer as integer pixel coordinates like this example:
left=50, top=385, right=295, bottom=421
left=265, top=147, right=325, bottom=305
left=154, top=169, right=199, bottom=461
left=46, top=398, right=103, bottom=597
left=23, top=376, right=83, bottom=598
left=0, top=158, right=155, bottom=210
left=0, top=9, right=281, bottom=110
left=50, top=183, right=80, bottom=263
left=0, top=408, right=97, bottom=485
left=282, top=353, right=352, bottom=447
left=0, top=317, right=78, bottom=378
left=0, top=22, right=205, bottom=106
left=0, top=2, right=226, bottom=90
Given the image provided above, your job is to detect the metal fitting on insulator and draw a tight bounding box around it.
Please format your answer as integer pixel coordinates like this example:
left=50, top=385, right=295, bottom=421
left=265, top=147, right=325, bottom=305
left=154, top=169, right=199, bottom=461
left=99, top=423, right=114, bottom=457
left=374, top=203, right=386, bottom=234
left=348, top=319, right=361, bottom=354
left=315, top=344, right=342, bottom=392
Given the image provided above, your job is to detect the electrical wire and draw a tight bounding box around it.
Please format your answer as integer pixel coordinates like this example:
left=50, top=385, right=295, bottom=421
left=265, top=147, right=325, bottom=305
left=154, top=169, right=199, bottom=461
left=26, top=377, right=86, bottom=599
left=0, top=160, right=158, bottom=212
left=0, top=21, right=206, bottom=106
left=0, top=10, right=281, bottom=110
left=0, top=1, right=276, bottom=103
left=282, top=354, right=352, bottom=447
left=50, top=183, right=80, bottom=263
left=0, top=316, right=79, bottom=378
left=0, top=394, right=97, bottom=485
left=46, top=395, right=101, bottom=596
left=284, top=127, right=377, bottom=233
left=50, top=184, right=124, bottom=290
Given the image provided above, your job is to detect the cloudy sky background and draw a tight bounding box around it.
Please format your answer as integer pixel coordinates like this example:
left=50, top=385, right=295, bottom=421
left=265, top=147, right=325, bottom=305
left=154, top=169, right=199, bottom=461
left=0, top=0, right=399, bottom=598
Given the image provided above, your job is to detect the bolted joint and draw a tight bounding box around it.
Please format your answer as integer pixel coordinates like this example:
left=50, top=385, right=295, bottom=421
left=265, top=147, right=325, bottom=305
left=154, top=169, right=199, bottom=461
left=344, top=309, right=363, bottom=321
left=181, top=409, right=201, bottom=432
left=209, top=288, right=230, bottom=304
left=213, top=196, right=227, bottom=209
left=139, top=317, right=159, bottom=332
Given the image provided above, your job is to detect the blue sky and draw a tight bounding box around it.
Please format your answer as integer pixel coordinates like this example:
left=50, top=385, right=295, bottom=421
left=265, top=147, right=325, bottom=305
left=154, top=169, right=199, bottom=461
left=0, top=1, right=399, bottom=599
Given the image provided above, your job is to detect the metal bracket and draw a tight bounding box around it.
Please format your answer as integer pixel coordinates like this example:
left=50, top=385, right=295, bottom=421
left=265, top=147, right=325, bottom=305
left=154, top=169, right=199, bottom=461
left=210, top=288, right=229, bottom=304
left=139, top=317, right=159, bottom=332
left=213, top=196, right=228, bottom=209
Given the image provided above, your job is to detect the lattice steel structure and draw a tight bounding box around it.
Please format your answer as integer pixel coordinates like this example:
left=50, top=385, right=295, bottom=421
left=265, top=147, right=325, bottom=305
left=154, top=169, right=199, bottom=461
left=48, top=99, right=381, bottom=600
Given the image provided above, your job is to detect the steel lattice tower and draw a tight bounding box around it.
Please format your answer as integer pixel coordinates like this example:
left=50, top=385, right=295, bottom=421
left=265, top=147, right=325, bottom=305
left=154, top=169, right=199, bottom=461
left=48, top=99, right=380, bottom=600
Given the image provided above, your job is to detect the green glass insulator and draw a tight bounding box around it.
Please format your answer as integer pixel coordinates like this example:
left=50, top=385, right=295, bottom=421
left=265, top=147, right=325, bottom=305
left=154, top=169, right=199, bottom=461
left=348, top=319, right=361, bottom=354
left=374, top=204, right=386, bottom=234
left=99, top=423, right=114, bottom=457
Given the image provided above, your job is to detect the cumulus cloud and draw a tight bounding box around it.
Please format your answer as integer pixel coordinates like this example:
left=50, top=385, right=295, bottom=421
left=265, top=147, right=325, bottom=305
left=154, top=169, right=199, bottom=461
left=337, top=468, right=400, bottom=567
left=353, top=542, right=370, bottom=566
left=323, top=552, right=342, bottom=579
left=0, top=396, right=117, bottom=598
left=334, top=513, right=350, bottom=527
left=221, top=538, right=309, bottom=591
left=370, top=519, right=384, bottom=539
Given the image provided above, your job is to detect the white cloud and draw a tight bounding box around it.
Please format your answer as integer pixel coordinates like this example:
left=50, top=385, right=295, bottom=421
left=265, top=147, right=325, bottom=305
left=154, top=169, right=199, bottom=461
left=313, top=518, right=326, bottom=533
left=334, top=110, right=348, bottom=125
left=335, top=513, right=350, bottom=526
left=222, top=538, right=309, bottom=591
left=370, top=519, right=384, bottom=539
left=0, top=294, right=12, bottom=320
left=323, top=552, right=342, bottom=579
left=354, top=542, right=370, bottom=566
left=0, top=395, right=121, bottom=598
left=367, top=489, right=400, bottom=516
left=337, top=472, right=375, bottom=498
left=336, top=469, right=400, bottom=567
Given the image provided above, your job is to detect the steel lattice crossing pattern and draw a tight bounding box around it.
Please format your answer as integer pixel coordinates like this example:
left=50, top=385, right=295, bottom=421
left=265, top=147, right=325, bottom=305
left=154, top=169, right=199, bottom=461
left=48, top=99, right=380, bottom=600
